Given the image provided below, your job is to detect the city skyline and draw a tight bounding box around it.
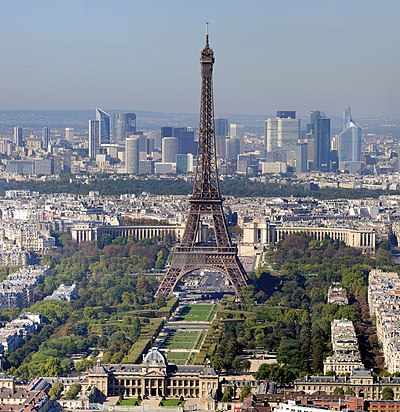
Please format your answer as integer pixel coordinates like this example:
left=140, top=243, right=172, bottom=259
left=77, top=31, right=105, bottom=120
left=0, top=0, right=399, bottom=116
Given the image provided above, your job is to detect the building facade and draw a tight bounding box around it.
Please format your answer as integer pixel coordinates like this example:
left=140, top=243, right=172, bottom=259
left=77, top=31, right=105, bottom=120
left=88, top=348, right=218, bottom=401
left=242, top=221, right=375, bottom=253
left=88, top=120, right=100, bottom=159
left=96, top=108, right=111, bottom=146
left=125, top=136, right=140, bottom=174
left=295, top=368, right=400, bottom=400
left=338, top=107, right=362, bottom=172
left=265, top=112, right=300, bottom=153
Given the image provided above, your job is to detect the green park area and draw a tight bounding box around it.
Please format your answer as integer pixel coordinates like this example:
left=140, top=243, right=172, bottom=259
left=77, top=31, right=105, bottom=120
left=162, top=330, right=204, bottom=350
left=161, top=329, right=206, bottom=364
left=164, top=351, right=192, bottom=364
left=160, top=398, right=185, bottom=406
left=176, top=304, right=217, bottom=322
left=117, top=398, right=142, bottom=406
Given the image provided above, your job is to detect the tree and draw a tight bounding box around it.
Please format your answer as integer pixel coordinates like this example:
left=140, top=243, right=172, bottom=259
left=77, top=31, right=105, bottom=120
left=242, top=360, right=251, bottom=372
left=239, top=285, right=256, bottom=310
left=221, top=386, right=233, bottom=402
left=65, top=383, right=82, bottom=400
left=49, top=381, right=63, bottom=400
left=345, top=388, right=355, bottom=395
left=333, top=387, right=344, bottom=395
left=382, top=387, right=394, bottom=400
left=44, top=357, right=62, bottom=377
left=254, top=363, right=297, bottom=385
left=155, top=250, right=164, bottom=271
left=239, top=385, right=251, bottom=401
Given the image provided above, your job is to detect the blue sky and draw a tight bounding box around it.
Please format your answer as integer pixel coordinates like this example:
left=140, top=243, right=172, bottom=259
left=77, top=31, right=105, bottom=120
left=0, top=0, right=399, bottom=116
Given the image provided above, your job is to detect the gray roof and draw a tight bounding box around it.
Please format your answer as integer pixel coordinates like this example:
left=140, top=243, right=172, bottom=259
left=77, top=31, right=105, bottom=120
left=350, top=367, right=372, bottom=378
left=143, top=347, right=166, bottom=367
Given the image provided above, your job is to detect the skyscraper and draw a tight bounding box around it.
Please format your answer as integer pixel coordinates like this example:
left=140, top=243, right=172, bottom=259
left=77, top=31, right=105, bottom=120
left=125, top=136, right=140, bottom=174
left=277, top=111, right=296, bottom=119
left=113, top=112, right=137, bottom=144
left=226, top=137, right=241, bottom=161
left=178, top=130, right=196, bottom=154
left=229, top=124, right=244, bottom=146
left=176, top=153, right=194, bottom=174
left=338, top=107, right=362, bottom=172
left=13, top=126, right=23, bottom=148
left=125, top=113, right=137, bottom=136
left=113, top=113, right=125, bottom=144
left=215, top=135, right=226, bottom=159
left=161, top=127, right=173, bottom=138
left=42, top=127, right=50, bottom=150
left=265, top=111, right=300, bottom=152
left=96, top=108, right=111, bottom=145
left=296, top=142, right=308, bottom=172
left=310, top=111, right=331, bottom=171
left=65, top=128, right=74, bottom=142
left=215, top=118, right=229, bottom=137
left=88, top=120, right=100, bottom=159
left=162, top=137, right=178, bottom=163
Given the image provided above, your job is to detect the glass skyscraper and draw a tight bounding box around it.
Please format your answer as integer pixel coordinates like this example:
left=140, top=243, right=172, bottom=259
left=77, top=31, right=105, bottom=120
left=14, top=126, right=23, bottom=148
left=96, top=108, right=110, bottom=145
left=310, top=111, right=331, bottom=171
left=338, top=107, right=362, bottom=172
left=125, top=113, right=136, bottom=137
left=113, top=112, right=137, bottom=144
left=88, top=120, right=99, bottom=159
left=214, top=118, right=229, bottom=137
left=42, top=127, right=50, bottom=150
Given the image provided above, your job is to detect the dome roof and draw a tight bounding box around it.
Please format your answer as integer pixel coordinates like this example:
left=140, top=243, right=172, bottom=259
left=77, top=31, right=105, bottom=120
left=142, top=347, right=167, bottom=366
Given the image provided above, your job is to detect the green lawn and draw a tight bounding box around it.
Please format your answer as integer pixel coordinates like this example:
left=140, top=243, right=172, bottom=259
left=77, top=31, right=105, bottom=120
left=164, top=351, right=191, bottom=364
left=117, top=398, right=141, bottom=406
left=177, top=304, right=217, bottom=322
left=160, top=399, right=185, bottom=406
left=162, top=330, right=201, bottom=350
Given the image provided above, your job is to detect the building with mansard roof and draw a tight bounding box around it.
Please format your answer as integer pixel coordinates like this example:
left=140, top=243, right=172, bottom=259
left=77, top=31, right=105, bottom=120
left=87, top=347, right=218, bottom=407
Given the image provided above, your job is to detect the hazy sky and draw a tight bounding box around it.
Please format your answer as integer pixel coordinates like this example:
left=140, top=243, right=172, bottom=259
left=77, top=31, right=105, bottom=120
left=1, top=0, right=399, bottom=116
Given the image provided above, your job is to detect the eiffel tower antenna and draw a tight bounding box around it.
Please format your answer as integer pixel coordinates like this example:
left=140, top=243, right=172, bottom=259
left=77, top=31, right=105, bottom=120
left=156, top=26, right=248, bottom=298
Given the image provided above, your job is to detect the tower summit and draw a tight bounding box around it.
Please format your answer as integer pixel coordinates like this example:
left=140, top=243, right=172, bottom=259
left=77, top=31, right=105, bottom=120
left=156, top=26, right=248, bottom=298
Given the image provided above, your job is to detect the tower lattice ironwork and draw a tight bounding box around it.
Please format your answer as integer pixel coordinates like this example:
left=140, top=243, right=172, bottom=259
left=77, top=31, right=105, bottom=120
left=156, top=25, right=248, bottom=297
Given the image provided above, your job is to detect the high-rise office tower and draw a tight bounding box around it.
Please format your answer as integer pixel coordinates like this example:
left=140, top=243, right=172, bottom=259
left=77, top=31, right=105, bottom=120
left=96, top=108, right=111, bottom=145
left=42, top=127, right=50, bottom=150
left=113, top=113, right=125, bottom=144
left=176, top=153, right=194, bottom=174
left=113, top=113, right=137, bottom=144
left=226, top=137, right=241, bottom=161
left=338, top=107, right=362, bottom=171
left=215, top=118, right=229, bottom=137
left=162, top=137, right=178, bottom=163
left=145, top=131, right=161, bottom=150
left=14, top=126, right=23, bottom=148
left=88, top=120, right=100, bottom=159
left=265, top=111, right=300, bottom=152
left=229, top=123, right=244, bottom=141
left=147, top=138, right=155, bottom=154
left=311, top=111, right=331, bottom=171
left=277, top=111, right=296, bottom=119
left=215, top=135, right=226, bottom=158
left=125, top=136, right=140, bottom=174
left=65, top=128, right=74, bottom=142
left=136, top=135, right=147, bottom=153
left=161, top=126, right=174, bottom=138
left=178, top=130, right=196, bottom=154
left=125, top=113, right=136, bottom=136
left=296, top=141, right=308, bottom=172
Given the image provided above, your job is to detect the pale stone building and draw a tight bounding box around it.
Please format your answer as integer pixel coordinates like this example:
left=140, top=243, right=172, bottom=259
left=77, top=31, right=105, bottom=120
left=88, top=348, right=218, bottom=408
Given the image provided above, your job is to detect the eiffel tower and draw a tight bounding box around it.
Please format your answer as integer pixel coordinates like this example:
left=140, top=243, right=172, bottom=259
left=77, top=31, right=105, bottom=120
left=156, top=25, right=248, bottom=297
